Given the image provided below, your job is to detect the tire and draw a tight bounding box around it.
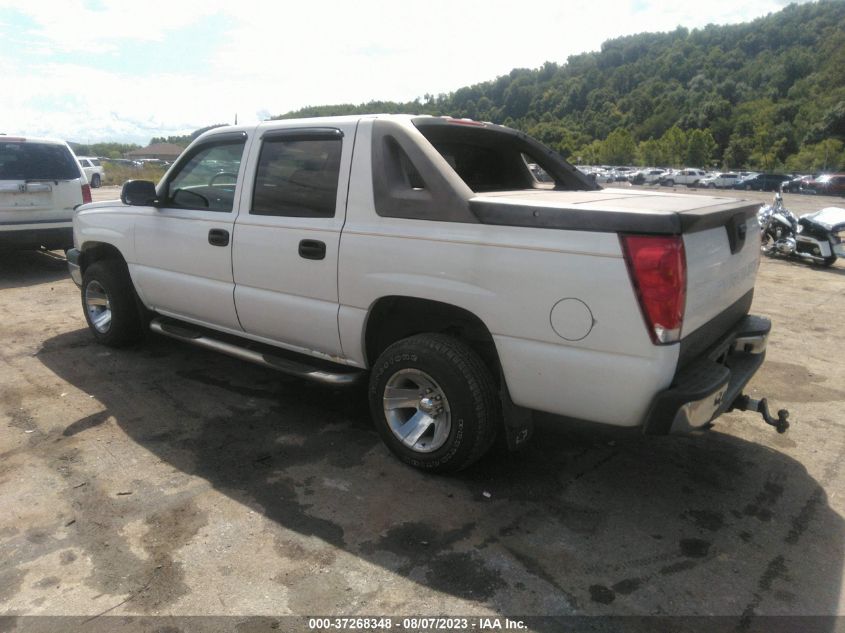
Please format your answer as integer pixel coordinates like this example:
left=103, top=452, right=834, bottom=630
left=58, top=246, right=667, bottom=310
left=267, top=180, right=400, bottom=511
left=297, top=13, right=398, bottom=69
left=820, top=255, right=837, bottom=267
left=90, top=173, right=101, bottom=188
left=664, top=179, right=674, bottom=187
left=81, top=260, right=145, bottom=347
left=708, top=182, right=716, bottom=188
left=368, top=333, right=499, bottom=473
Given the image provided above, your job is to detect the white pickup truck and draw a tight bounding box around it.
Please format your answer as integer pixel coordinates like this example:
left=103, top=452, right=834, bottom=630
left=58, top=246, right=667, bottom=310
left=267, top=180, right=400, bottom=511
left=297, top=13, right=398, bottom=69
left=67, top=115, right=787, bottom=472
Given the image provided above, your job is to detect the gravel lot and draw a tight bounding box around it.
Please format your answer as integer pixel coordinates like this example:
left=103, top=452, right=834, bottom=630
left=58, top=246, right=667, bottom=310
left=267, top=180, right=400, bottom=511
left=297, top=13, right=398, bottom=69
left=1, top=185, right=844, bottom=630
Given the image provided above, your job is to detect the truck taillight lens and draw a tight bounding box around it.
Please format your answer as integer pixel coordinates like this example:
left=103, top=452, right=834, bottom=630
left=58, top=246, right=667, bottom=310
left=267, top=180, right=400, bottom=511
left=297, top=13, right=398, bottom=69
left=620, top=234, right=686, bottom=345
left=81, top=184, right=92, bottom=204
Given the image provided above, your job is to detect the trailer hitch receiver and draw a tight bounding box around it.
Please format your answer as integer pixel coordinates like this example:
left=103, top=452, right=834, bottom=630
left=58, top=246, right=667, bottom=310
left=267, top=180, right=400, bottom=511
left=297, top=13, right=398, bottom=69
left=730, top=395, right=790, bottom=433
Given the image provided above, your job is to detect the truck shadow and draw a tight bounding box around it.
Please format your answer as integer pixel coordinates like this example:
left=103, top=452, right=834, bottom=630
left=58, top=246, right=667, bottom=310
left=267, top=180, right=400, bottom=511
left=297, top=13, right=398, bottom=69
left=0, top=249, right=69, bottom=289
left=37, top=330, right=844, bottom=626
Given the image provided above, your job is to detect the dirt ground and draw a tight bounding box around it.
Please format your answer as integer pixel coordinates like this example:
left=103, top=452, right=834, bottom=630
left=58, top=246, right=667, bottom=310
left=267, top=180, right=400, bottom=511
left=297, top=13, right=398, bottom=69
left=1, top=185, right=844, bottom=630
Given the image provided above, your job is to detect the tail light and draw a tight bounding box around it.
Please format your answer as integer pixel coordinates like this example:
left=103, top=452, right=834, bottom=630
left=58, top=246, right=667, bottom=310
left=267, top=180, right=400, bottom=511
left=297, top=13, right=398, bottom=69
left=81, top=184, right=92, bottom=204
left=620, top=234, right=686, bottom=344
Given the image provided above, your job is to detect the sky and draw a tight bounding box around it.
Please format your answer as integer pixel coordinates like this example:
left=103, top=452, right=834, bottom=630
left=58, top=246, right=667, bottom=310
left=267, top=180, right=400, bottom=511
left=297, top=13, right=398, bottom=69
left=0, top=0, right=799, bottom=146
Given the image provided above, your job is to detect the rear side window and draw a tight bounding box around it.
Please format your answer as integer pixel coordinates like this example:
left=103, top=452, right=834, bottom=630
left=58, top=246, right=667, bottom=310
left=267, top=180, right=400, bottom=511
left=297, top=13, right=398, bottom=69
left=251, top=137, right=341, bottom=218
left=429, top=141, right=533, bottom=192
left=412, top=120, right=595, bottom=194
left=0, top=142, right=80, bottom=180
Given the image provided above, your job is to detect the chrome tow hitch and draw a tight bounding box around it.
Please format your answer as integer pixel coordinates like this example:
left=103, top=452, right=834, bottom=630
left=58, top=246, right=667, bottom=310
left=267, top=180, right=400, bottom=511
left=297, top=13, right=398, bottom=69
left=730, top=395, right=790, bottom=434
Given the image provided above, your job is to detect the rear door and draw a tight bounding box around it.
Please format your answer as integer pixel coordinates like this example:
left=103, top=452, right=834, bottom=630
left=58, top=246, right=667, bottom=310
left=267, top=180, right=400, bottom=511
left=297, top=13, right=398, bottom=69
left=232, top=123, right=356, bottom=358
left=131, top=132, right=249, bottom=330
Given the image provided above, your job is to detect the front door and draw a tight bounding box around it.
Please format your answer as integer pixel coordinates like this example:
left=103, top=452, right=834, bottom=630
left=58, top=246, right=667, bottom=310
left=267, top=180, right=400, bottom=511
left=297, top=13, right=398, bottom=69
left=131, top=133, right=249, bottom=331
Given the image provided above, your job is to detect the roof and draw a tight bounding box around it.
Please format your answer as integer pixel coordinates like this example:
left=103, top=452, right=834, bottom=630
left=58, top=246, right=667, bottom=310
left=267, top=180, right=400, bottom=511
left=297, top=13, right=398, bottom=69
left=126, top=143, right=185, bottom=157
left=0, top=135, right=68, bottom=146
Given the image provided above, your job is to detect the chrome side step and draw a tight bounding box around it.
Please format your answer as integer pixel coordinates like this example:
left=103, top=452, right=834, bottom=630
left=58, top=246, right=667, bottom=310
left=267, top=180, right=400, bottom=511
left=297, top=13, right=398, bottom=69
left=149, top=318, right=362, bottom=386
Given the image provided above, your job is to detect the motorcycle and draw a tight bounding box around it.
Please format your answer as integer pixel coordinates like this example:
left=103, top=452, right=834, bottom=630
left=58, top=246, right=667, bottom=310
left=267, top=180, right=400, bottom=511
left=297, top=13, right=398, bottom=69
left=757, top=188, right=845, bottom=267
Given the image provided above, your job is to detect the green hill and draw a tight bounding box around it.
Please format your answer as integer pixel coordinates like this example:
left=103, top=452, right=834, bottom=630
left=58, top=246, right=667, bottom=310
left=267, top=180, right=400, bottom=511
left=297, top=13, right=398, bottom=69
left=276, top=1, right=845, bottom=171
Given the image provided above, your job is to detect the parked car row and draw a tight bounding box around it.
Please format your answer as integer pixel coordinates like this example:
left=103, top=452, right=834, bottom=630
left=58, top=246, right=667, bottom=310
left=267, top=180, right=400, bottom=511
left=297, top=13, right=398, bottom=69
left=580, top=165, right=845, bottom=196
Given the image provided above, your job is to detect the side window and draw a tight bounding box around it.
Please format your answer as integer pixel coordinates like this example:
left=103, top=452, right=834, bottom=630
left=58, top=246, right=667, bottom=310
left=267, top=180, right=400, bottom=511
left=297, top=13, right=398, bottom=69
left=383, top=136, right=426, bottom=191
left=251, top=137, right=341, bottom=218
left=164, top=140, right=245, bottom=212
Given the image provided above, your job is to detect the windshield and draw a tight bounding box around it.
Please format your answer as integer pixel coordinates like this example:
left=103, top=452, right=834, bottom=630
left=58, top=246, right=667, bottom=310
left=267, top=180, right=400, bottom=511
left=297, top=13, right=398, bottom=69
left=0, top=142, right=80, bottom=181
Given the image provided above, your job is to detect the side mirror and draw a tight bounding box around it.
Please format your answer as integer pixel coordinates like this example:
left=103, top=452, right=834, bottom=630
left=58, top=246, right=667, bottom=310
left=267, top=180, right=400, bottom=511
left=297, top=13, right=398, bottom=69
left=121, top=180, right=158, bottom=206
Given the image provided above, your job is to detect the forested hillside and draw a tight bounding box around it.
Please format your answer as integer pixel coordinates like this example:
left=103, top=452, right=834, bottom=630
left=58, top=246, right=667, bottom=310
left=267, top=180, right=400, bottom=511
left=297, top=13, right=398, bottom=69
left=277, top=1, right=845, bottom=171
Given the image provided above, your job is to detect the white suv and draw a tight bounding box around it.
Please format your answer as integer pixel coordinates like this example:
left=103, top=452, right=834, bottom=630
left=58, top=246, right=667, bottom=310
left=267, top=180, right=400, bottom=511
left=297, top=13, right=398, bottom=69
left=1, top=136, right=91, bottom=250
left=699, top=172, right=740, bottom=189
left=660, top=168, right=707, bottom=187
left=77, top=156, right=106, bottom=188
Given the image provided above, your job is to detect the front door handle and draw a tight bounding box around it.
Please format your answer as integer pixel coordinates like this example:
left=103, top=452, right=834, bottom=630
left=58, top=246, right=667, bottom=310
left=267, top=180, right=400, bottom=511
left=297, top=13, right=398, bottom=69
left=298, top=239, right=326, bottom=260
left=208, top=228, right=229, bottom=247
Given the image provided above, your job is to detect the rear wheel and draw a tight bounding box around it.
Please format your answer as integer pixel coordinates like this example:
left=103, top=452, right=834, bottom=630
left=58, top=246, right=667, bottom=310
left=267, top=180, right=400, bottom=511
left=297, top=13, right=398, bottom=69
left=368, top=333, right=499, bottom=473
left=82, top=261, right=145, bottom=347
left=90, top=173, right=101, bottom=188
left=664, top=179, right=675, bottom=187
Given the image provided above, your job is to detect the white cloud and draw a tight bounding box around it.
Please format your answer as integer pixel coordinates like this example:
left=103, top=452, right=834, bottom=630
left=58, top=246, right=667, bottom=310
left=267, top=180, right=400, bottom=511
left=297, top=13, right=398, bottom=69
left=0, top=0, right=230, bottom=51
left=0, top=0, right=800, bottom=144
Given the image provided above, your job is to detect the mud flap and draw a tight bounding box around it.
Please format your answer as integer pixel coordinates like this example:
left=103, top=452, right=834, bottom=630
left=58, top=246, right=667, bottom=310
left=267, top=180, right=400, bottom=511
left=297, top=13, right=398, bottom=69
left=499, top=372, right=534, bottom=451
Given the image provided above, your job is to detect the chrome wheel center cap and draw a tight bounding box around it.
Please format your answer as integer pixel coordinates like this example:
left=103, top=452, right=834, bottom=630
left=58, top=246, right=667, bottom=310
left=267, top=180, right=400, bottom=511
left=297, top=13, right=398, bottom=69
left=419, top=397, right=437, bottom=414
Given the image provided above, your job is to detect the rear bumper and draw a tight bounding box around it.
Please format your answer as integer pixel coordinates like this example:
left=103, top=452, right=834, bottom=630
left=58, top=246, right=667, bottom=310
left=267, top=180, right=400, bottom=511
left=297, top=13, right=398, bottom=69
left=0, top=226, right=73, bottom=251
left=642, top=314, right=770, bottom=434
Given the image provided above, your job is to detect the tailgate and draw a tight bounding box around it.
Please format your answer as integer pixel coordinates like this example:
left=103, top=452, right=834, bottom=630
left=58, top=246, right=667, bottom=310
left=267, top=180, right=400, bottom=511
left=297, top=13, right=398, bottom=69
left=682, top=208, right=760, bottom=338
left=0, top=179, right=80, bottom=225
left=1, top=139, right=83, bottom=227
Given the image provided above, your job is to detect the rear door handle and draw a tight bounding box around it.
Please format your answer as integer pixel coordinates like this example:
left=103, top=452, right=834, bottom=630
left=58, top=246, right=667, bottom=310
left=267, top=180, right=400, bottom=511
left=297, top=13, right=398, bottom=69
left=208, top=228, right=229, bottom=247
left=298, top=239, right=326, bottom=260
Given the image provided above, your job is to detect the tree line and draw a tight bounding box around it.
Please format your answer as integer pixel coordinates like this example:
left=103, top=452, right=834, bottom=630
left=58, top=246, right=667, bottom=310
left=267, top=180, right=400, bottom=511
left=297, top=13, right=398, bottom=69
left=276, top=1, right=845, bottom=172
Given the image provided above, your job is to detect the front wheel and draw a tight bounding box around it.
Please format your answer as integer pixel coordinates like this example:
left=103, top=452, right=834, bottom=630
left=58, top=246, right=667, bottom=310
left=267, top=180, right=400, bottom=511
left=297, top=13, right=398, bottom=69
left=81, top=261, right=145, bottom=347
left=368, top=334, right=499, bottom=473
left=663, top=179, right=674, bottom=187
